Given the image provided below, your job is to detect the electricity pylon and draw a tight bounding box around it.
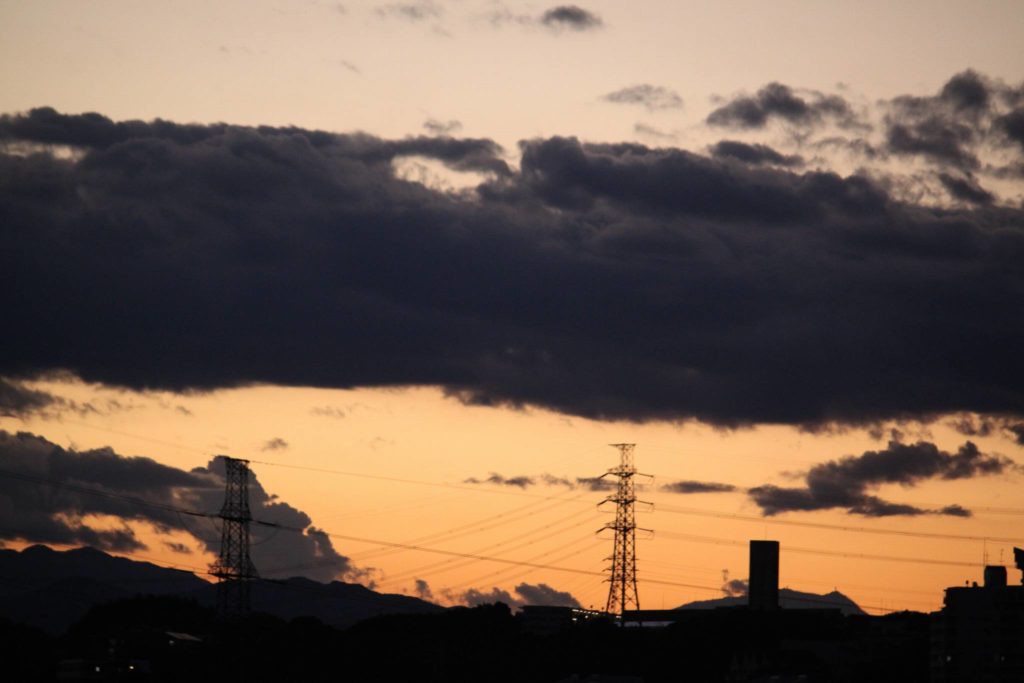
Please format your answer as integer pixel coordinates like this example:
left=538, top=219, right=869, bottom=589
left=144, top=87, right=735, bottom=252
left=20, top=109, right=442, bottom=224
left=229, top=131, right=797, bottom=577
left=210, top=456, right=258, bottom=616
left=598, top=443, right=652, bottom=615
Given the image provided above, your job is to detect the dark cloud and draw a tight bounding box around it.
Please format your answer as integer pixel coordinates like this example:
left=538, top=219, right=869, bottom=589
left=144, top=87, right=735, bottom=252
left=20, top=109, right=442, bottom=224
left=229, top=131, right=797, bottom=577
left=423, top=118, right=462, bottom=136
left=540, top=6, right=602, bottom=31
left=463, top=472, right=594, bottom=490
left=947, top=414, right=998, bottom=437
left=310, top=406, right=347, bottom=419
left=633, top=123, right=677, bottom=142
left=881, top=70, right=1024, bottom=172
left=948, top=414, right=1024, bottom=445
left=375, top=2, right=441, bottom=22
left=707, top=83, right=856, bottom=129
left=463, top=473, right=534, bottom=488
left=413, top=578, right=433, bottom=600
left=460, top=582, right=580, bottom=608
left=602, top=85, right=682, bottom=111
left=995, top=108, right=1024, bottom=150
left=574, top=477, right=616, bottom=492
left=513, top=582, right=581, bottom=607
left=164, top=541, right=192, bottom=554
left=660, top=480, right=736, bottom=494
left=1007, top=423, right=1024, bottom=446
left=748, top=440, right=1015, bottom=517
left=886, top=118, right=979, bottom=169
left=261, top=437, right=289, bottom=452
left=1, top=107, right=1023, bottom=427
left=0, top=430, right=356, bottom=582
left=937, top=172, right=994, bottom=205
left=0, top=378, right=56, bottom=417
left=722, top=578, right=747, bottom=597
left=940, top=70, right=991, bottom=113
left=709, top=140, right=803, bottom=167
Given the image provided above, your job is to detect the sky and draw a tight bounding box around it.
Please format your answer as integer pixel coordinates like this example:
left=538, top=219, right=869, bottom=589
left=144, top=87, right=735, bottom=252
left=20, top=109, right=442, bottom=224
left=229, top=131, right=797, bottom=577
left=1, top=0, right=1024, bottom=615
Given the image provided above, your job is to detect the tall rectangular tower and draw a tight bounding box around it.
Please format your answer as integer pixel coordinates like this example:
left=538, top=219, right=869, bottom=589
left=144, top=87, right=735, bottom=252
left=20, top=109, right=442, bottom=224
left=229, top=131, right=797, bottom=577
left=748, top=540, right=779, bottom=611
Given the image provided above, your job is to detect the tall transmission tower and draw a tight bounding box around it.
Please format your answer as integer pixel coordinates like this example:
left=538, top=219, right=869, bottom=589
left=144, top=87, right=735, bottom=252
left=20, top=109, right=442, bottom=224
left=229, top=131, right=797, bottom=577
left=598, top=443, right=652, bottom=615
left=210, top=456, right=258, bottom=616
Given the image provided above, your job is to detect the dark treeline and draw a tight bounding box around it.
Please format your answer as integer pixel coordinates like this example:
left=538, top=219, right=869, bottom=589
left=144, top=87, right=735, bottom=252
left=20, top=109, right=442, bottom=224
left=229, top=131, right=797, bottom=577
left=3, top=595, right=930, bottom=682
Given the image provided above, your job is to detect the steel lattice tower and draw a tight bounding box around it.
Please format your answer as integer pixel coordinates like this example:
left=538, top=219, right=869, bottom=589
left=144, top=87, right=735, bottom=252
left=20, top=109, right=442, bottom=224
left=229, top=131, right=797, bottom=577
left=599, top=443, right=651, bottom=615
left=210, top=456, right=258, bottom=616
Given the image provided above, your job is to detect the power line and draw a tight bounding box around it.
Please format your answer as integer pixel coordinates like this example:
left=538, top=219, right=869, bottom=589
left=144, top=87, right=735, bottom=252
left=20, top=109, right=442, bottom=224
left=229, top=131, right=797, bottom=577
left=658, top=504, right=1024, bottom=544
left=655, top=530, right=984, bottom=569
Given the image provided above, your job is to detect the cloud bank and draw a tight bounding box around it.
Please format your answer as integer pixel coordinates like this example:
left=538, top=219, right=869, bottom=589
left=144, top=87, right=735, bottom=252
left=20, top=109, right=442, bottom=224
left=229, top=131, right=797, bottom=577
left=748, top=440, right=1016, bottom=517
left=1, top=83, right=1023, bottom=428
left=0, top=430, right=356, bottom=582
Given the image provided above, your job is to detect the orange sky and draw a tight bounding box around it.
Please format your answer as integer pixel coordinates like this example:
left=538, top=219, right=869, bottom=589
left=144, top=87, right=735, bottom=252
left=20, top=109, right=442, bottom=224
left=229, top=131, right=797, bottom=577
left=3, top=377, right=1021, bottom=614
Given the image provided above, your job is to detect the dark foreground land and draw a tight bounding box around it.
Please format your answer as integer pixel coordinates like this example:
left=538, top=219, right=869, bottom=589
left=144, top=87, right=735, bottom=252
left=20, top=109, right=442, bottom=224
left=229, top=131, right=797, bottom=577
left=2, top=595, right=930, bottom=683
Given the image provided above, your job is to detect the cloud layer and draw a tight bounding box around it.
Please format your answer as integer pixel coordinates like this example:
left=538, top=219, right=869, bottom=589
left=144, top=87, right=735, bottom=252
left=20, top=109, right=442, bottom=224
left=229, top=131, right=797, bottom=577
left=459, top=581, right=581, bottom=608
left=748, top=440, right=1015, bottom=517
left=0, top=430, right=354, bottom=581
left=1, top=89, right=1023, bottom=427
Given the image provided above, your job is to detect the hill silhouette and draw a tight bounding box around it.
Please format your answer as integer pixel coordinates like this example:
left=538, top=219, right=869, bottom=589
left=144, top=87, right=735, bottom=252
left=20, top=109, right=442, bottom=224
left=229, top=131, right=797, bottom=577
left=0, top=545, right=440, bottom=633
left=677, top=587, right=866, bottom=615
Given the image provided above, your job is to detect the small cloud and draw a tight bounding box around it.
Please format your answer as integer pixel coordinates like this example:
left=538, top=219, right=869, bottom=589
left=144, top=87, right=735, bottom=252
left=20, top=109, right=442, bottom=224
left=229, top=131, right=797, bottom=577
left=659, top=480, right=736, bottom=494
left=747, top=440, right=1015, bottom=517
left=340, top=60, right=361, bottom=74
left=414, top=578, right=433, bottom=600
left=540, top=5, right=602, bottom=31
left=575, top=476, right=615, bottom=492
left=634, top=123, right=677, bottom=142
left=722, top=578, right=748, bottom=597
left=603, top=84, right=683, bottom=112
left=174, top=405, right=194, bottom=417
left=464, top=472, right=534, bottom=488
left=423, top=118, right=462, bottom=136
left=376, top=1, right=442, bottom=22
left=707, top=83, right=856, bottom=130
left=261, top=437, right=289, bottom=452
left=164, top=541, right=193, bottom=554
left=936, top=172, right=994, bottom=205
left=709, top=140, right=803, bottom=167
left=457, top=582, right=580, bottom=608
left=311, top=406, right=346, bottom=419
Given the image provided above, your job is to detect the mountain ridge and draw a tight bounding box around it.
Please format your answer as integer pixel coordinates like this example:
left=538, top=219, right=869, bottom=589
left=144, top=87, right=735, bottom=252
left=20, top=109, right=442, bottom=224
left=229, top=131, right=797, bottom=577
left=0, top=545, right=441, bottom=633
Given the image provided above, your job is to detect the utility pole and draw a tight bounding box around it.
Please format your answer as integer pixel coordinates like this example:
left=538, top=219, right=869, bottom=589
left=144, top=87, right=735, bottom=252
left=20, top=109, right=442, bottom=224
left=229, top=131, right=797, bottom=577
left=210, top=456, right=258, bottom=616
left=599, top=443, right=651, bottom=615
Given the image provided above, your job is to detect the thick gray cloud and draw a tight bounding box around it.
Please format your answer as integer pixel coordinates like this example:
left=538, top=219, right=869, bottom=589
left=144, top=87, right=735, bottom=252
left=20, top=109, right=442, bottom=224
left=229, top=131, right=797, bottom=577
left=602, top=85, right=682, bottom=111
left=707, top=83, right=856, bottom=129
left=540, top=6, right=602, bottom=31
left=0, top=430, right=355, bottom=582
left=660, top=480, right=736, bottom=494
left=709, top=140, right=803, bottom=167
left=1, top=102, right=1023, bottom=427
left=748, top=440, right=1016, bottom=517
left=460, top=581, right=580, bottom=608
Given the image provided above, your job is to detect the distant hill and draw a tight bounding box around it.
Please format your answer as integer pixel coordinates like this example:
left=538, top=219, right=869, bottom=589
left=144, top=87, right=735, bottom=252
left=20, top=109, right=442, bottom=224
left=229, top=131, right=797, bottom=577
left=0, top=545, right=441, bottom=633
left=677, top=588, right=867, bottom=616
